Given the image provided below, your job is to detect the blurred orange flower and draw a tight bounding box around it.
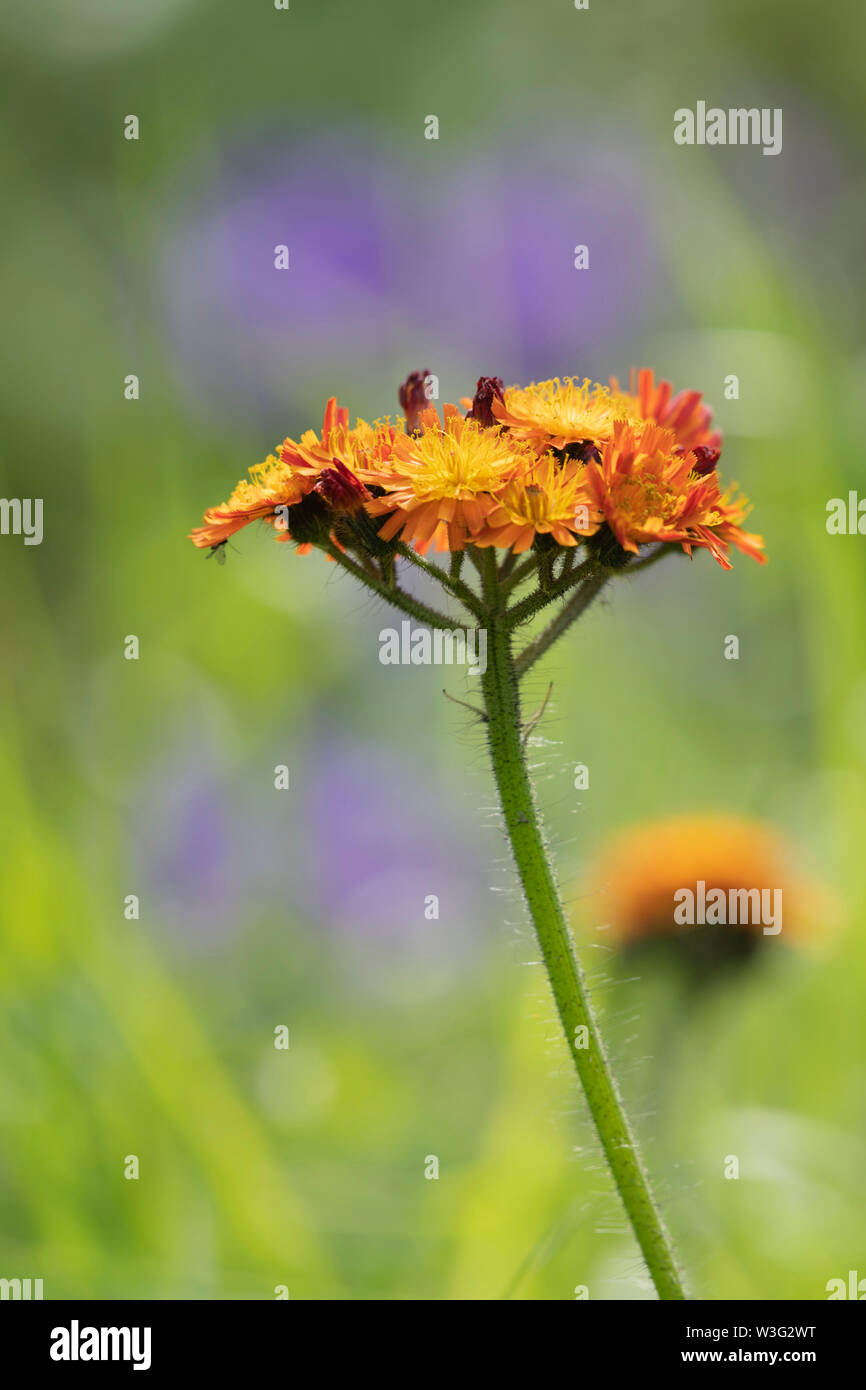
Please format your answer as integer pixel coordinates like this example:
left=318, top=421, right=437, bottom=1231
left=590, top=814, right=828, bottom=951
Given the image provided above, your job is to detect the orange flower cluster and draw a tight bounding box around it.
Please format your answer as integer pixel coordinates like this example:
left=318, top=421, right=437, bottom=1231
left=189, top=369, right=765, bottom=569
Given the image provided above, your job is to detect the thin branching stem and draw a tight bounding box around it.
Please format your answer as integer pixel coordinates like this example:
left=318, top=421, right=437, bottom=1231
left=323, top=543, right=461, bottom=632
left=499, top=549, right=518, bottom=582
left=500, top=554, right=539, bottom=598
left=506, top=558, right=597, bottom=628
left=395, top=542, right=484, bottom=618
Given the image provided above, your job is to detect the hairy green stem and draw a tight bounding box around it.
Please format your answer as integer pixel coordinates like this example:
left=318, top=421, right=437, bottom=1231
left=324, top=543, right=459, bottom=632
left=506, top=557, right=596, bottom=628
left=499, top=549, right=519, bottom=582
left=478, top=550, right=686, bottom=1300
left=395, top=542, right=484, bottom=617
left=500, top=553, right=539, bottom=597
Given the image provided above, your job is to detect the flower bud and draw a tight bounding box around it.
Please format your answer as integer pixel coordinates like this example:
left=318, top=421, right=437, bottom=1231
left=466, top=375, right=505, bottom=428
left=398, top=369, right=431, bottom=432
left=314, top=460, right=369, bottom=513
left=690, top=445, right=721, bottom=477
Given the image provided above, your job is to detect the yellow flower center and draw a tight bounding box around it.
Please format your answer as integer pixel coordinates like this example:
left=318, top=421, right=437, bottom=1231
left=399, top=421, right=524, bottom=499
left=612, top=457, right=685, bottom=526
left=230, top=455, right=294, bottom=507
left=496, top=459, right=588, bottom=528
left=504, top=378, right=638, bottom=438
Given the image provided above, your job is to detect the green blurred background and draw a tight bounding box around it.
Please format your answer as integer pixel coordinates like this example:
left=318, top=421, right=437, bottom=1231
left=1, top=0, right=864, bottom=1299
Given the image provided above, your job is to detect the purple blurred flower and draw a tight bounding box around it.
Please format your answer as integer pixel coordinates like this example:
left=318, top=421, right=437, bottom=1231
left=159, top=124, right=664, bottom=426
left=294, top=733, right=492, bottom=988
left=131, top=717, right=492, bottom=987
left=402, top=140, right=663, bottom=380
left=132, top=726, right=283, bottom=947
left=161, top=126, right=401, bottom=425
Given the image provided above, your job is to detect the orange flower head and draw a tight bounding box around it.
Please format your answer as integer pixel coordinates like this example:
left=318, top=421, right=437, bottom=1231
left=365, top=403, right=538, bottom=552
left=473, top=454, right=601, bottom=553
left=190, top=397, right=392, bottom=554
left=586, top=813, right=830, bottom=961
left=585, top=419, right=765, bottom=568
left=278, top=396, right=394, bottom=486
left=612, top=368, right=722, bottom=454
left=189, top=453, right=307, bottom=550
left=491, top=376, right=639, bottom=451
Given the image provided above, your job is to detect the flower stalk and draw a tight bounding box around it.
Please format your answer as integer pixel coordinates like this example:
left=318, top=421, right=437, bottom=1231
left=325, top=538, right=688, bottom=1298
left=191, top=366, right=767, bottom=1300
left=478, top=548, right=686, bottom=1300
